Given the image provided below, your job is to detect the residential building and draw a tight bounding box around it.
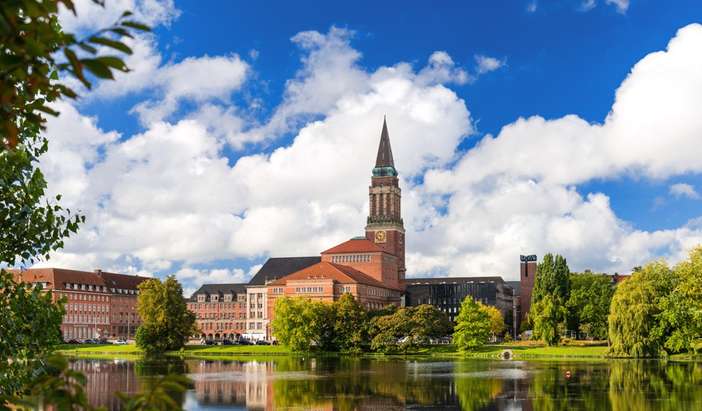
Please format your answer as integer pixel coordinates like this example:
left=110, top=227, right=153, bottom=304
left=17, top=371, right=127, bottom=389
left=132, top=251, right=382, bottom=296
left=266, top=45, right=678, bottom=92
left=187, top=284, right=247, bottom=341
left=15, top=268, right=148, bottom=340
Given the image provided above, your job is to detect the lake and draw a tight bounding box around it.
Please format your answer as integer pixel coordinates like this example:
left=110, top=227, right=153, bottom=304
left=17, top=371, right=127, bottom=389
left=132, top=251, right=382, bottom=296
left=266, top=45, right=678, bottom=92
left=70, top=356, right=702, bottom=410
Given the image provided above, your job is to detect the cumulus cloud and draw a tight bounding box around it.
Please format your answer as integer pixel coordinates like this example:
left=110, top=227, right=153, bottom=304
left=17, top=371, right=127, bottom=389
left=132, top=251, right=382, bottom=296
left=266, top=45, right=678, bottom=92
left=670, top=183, right=700, bottom=199
left=474, top=55, right=505, bottom=75
left=58, top=0, right=179, bottom=33
left=131, top=54, right=250, bottom=125
left=37, top=23, right=702, bottom=289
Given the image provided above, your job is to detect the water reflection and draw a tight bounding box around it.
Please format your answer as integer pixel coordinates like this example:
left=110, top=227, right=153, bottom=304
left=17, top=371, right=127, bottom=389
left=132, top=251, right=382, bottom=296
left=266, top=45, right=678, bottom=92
left=70, top=357, right=702, bottom=410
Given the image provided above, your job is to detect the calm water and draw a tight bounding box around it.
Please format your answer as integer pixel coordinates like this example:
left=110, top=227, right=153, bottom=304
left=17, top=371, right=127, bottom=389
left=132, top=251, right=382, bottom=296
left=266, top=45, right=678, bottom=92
left=70, top=356, right=702, bottom=410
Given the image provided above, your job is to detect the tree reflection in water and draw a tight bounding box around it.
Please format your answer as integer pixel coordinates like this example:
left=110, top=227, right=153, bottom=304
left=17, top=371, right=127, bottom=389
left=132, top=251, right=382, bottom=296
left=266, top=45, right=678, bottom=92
left=69, top=357, right=702, bottom=410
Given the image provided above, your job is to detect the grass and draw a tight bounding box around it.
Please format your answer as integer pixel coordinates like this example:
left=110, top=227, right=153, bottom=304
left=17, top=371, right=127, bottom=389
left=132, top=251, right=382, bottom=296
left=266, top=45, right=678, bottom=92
left=56, top=343, right=291, bottom=359
left=58, top=341, right=699, bottom=361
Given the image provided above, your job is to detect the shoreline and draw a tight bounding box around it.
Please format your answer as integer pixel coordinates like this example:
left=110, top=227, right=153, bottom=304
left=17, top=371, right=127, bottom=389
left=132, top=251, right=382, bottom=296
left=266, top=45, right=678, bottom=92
left=56, top=343, right=701, bottom=362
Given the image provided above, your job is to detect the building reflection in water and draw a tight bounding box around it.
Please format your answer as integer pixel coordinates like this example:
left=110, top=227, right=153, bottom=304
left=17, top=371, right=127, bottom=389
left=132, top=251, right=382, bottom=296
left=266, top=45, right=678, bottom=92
left=71, top=359, right=140, bottom=411
left=71, top=357, right=702, bottom=411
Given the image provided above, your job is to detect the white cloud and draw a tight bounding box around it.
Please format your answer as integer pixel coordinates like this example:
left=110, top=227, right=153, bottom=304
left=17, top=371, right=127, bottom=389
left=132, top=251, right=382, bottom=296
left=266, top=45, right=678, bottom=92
left=131, top=54, right=250, bottom=125
left=526, top=1, right=538, bottom=13
left=418, top=51, right=471, bottom=85
left=606, top=0, right=630, bottom=13
left=670, top=183, right=700, bottom=199
left=37, top=23, right=702, bottom=288
left=580, top=0, right=630, bottom=13
left=474, top=55, right=505, bottom=75
left=58, top=0, right=179, bottom=33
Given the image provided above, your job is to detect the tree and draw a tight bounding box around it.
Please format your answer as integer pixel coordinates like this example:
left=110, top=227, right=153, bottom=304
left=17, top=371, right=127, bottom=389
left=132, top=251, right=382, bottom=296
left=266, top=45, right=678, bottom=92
left=272, top=297, right=335, bottom=351
left=482, top=305, right=506, bottom=340
left=333, top=294, right=368, bottom=353
left=453, top=297, right=491, bottom=351
left=566, top=272, right=615, bottom=340
left=660, top=247, right=702, bottom=354
left=369, top=305, right=451, bottom=353
left=532, top=294, right=566, bottom=346
left=530, top=253, right=571, bottom=345
left=135, top=276, right=197, bottom=355
left=608, top=261, right=675, bottom=357
left=0, top=270, right=65, bottom=400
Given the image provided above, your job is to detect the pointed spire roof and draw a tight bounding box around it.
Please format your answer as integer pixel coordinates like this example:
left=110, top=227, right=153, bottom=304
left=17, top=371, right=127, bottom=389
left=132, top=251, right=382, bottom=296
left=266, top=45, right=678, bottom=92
left=375, top=116, right=395, bottom=168
left=372, top=117, right=398, bottom=177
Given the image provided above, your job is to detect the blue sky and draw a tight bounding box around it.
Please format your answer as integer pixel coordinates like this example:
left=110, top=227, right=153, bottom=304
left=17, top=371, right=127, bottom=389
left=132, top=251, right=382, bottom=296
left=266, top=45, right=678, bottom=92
left=40, top=0, right=702, bottom=292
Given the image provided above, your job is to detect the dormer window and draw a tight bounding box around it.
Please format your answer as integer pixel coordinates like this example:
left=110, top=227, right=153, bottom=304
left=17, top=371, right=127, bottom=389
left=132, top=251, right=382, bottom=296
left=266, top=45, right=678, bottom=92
left=212, top=295, right=219, bottom=302
left=224, top=294, right=232, bottom=302
left=197, top=294, right=205, bottom=303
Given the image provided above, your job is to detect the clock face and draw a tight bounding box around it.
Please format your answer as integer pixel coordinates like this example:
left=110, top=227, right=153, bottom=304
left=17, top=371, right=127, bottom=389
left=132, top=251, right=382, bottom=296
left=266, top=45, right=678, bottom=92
left=374, top=230, right=386, bottom=243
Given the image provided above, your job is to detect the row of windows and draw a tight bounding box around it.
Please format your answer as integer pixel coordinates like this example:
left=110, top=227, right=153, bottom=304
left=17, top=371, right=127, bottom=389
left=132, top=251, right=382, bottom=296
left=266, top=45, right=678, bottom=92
left=58, top=292, right=109, bottom=302
left=62, top=283, right=138, bottom=295
left=295, top=286, right=323, bottom=293
left=199, top=321, right=246, bottom=331
left=248, top=322, right=263, bottom=330
left=363, top=286, right=394, bottom=298
left=271, top=287, right=284, bottom=294
left=248, top=311, right=264, bottom=319
left=196, top=294, right=246, bottom=303
left=65, top=303, right=108, bottom=313
left=331, top=254, right=371, bottom=264
left=64, top=314, right=109, bottom=324
left=197, top=312, right=246, bottom=320
left=189, top=302, right=246, bottom=310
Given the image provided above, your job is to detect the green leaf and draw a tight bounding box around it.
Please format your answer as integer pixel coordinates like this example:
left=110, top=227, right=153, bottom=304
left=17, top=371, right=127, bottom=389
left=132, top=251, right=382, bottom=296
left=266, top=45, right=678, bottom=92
left=95, top=56, right=129, bottom=72
left=80, top=59, right=114, bottom=80
left=88, top=36, right=133, bottom=55
left=121, top=21, right=151, bottom=32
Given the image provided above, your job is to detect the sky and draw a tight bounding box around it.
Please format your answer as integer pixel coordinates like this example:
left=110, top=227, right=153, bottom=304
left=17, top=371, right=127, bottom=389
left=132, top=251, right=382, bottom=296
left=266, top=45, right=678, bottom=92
left=35, top=0, right=702, bottom=295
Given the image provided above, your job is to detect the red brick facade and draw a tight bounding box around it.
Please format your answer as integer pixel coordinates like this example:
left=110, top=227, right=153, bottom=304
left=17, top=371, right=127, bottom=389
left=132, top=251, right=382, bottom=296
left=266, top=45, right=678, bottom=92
left=16, top=268, right=148, bottom=340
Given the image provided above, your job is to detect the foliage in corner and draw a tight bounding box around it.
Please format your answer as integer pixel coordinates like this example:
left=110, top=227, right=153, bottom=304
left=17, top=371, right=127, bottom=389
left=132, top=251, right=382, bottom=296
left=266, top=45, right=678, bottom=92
left=0, top=270, right=65, bottom=400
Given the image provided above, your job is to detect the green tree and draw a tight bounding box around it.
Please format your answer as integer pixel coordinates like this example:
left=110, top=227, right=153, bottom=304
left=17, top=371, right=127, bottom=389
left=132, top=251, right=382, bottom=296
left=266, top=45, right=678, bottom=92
left=135, top=276, right=197, bottom=355
left=453, top=297, right=491, bottom=351
left=532, top=294, right=566, bottom=346
left=0, top=271, right=65, bottom=400
left=272, top=297, right=335, bottom=351
left=608, top=260, right=675, bottom=357
left=332, top=293, right=368, bottom=353
left=660, top=246, right=702, bottom=354
left=482, top=305, right=506, bottom=340
left=566, top=272, right=615, bottom=340
left=530, top=253, right=570, bottom=345
left=369, top=305, right=451, bottom=353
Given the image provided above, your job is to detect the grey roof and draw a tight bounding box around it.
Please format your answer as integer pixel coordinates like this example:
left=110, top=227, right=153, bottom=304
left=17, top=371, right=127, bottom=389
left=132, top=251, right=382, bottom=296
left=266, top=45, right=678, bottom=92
left=375, top=117, right=395, bottom=168
left=405, top=276, right=506, bottom=285
left=189, top=283, right=247, bottom=301
left=247, top=256, right=321, bottom=285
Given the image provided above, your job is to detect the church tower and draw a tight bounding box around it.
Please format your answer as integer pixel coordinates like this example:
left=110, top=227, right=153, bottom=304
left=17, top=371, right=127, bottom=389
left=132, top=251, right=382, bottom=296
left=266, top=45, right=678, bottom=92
left=365, top=117, right=406, bottom=284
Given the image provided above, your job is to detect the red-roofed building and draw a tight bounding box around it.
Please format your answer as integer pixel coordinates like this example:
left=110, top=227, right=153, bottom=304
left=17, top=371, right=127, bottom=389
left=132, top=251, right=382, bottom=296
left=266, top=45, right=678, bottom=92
left=15, top=268, right=149, bottom=341
left=264, top=119, right=406, bottom=331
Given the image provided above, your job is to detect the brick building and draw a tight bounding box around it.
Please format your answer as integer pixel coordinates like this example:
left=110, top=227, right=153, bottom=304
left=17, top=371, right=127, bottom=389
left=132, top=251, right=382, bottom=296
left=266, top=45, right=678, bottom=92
left=265, top=119, right=406, bottom=323
left=187, top=284, right=248, bottom=340
left=15, top=268, right=148, bottom=340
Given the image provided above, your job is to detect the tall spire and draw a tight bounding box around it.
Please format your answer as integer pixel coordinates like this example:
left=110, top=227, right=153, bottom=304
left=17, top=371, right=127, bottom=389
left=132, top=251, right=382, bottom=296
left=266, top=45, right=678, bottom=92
left=373, top=116, right=397, bottom=176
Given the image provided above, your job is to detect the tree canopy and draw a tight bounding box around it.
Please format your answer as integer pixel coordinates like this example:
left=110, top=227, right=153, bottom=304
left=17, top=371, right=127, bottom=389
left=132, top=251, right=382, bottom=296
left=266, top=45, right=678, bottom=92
left=566, top=272, right=615, bottom=340
left=530, top=253, right=571, bottom=345
left=453, top=297, right=491, bottom=351
left=135, top=276, right=197, bottom=355
left=608, top=261, right=675, bottom=357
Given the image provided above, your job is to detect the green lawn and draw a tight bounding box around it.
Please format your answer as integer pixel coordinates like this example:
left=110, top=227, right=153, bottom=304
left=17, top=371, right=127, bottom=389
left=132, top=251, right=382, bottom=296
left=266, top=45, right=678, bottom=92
left=53, top=342, right=635, bottom=360
left=56, top=343, right=290, bottom=358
